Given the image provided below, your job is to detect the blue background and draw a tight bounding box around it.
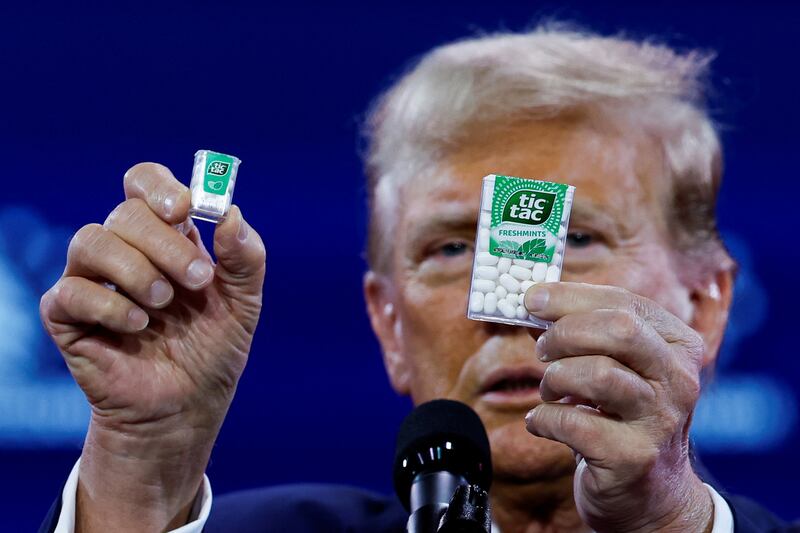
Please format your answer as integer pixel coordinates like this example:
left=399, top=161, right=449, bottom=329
left=1, top=1, right=798, bottom=530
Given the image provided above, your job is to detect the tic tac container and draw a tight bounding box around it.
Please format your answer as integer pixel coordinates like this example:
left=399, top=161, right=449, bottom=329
left=189, top=149, right=241, bottom=223
left=467, top=174, right=575, bottom=329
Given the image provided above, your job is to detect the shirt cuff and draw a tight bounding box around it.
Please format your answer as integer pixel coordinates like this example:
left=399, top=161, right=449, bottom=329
left=705, top=483, right=734, bottom=533
left=53, top=457, right=212, bottom=533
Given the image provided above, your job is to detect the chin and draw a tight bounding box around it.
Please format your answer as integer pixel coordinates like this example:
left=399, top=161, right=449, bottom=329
left=486, top=417, right=575, bottom=482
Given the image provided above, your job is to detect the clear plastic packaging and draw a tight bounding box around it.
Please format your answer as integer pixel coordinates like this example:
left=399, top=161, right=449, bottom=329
left=189, top=149, right=241, bottom=223
left=467, top=174, right=575, bottom=329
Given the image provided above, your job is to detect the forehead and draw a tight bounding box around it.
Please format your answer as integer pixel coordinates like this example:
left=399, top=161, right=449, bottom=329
left=399, top=115, right=671, bottom=227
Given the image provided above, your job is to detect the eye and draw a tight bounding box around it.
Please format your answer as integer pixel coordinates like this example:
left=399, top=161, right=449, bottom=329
left=566, top=232, right=594, bottom=248
left=437, top=241, right=470, bottom=257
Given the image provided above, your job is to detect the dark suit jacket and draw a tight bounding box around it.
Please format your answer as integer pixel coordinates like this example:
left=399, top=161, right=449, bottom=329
left=39, top=480, right=796, bottom=532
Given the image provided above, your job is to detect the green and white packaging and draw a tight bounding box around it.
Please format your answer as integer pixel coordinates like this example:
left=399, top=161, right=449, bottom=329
left=467, top=174, right=575, bottom=329
left=189, top=149, right=241, bottom=223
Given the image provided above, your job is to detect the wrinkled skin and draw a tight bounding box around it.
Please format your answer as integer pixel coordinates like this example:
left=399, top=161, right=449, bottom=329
left=40, top=163, right=266, bottom=532
left=365, top=115, right=733, bottom=532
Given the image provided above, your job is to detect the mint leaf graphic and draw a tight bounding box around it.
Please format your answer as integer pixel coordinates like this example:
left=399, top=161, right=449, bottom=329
left=520, top=239, right=546, bottom=256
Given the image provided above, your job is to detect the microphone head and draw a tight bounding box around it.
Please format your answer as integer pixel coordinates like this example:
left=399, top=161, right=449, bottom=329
left=393, top=399, right=492, bottom=511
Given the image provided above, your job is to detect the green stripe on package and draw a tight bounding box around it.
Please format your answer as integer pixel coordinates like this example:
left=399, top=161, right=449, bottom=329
left=188, top=149, right=242, bottom=224
left=467, top=174, right=575, bottom=330
left=490, top=176, right=569, bottom=262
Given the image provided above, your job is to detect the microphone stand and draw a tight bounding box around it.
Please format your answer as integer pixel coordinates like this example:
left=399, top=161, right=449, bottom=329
left=407, top=480, right=491, bottom=533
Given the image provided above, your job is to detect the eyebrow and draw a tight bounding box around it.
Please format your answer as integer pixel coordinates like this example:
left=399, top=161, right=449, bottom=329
left=567, top=202, right=625, bottom=236
left=404, top=206, right=477, bottom=252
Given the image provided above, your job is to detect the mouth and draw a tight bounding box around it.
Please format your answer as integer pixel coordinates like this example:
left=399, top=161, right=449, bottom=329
left=479, top=366, right=543, bottom=409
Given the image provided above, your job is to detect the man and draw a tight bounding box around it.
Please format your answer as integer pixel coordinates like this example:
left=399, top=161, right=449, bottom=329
left=39, top=27, right=792, bottom=532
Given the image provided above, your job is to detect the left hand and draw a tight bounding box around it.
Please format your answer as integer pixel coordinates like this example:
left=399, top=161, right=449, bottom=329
left=523, top=282, right=713, bottom=533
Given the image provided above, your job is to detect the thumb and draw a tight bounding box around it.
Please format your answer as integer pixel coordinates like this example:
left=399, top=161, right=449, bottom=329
left=213, top=205, right=266, bottom=313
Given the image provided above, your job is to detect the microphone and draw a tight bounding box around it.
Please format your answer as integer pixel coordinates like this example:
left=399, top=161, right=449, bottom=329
left=393, top=399, right=492, bottom=533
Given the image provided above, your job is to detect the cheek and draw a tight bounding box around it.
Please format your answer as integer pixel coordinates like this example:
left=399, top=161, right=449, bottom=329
left=565, top=244, right=692, bottom=321
left=396, top=278, right=482, bottom=402
left=643, top=266, right=694, bottom=322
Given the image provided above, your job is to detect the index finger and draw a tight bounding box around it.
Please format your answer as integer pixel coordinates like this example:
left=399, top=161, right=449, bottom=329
left=524, top=282, right=689, bottom=344
left=123, top=162, right=191, bottom=224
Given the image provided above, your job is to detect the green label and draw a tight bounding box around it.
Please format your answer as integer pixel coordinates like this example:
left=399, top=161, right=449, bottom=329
left=203, top=152, right=235, bottom=195
left=489, top=176, right=568, bottom=262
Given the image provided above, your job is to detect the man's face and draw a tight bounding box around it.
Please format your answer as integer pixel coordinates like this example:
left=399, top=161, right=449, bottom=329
left=368, top=114, right=701, bottom=483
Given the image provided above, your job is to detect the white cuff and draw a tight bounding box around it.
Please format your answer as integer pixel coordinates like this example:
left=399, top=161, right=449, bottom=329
left=53, top=458, right=212, bottom=533
left=705, top=483, right=734, bottom=533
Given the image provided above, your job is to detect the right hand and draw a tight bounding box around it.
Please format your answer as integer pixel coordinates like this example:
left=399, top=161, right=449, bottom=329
left=40, top=162, right=266, bottom=531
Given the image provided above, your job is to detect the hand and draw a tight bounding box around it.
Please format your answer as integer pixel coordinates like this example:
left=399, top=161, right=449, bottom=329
left=39, top=162, right=266, bottom=532
left=523, top=283, right=713, bottom=533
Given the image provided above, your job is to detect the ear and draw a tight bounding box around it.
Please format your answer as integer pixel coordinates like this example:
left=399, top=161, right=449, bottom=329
left=364, top=271, right=411, bottom=395
left=689, top=265, right=735, bottom=368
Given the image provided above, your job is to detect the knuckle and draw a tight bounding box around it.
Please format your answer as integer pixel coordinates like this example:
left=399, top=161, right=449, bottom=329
left=104, top=198, right=148, bottom=228
left=609, top=285, right=631, bottom=298
left=123, top=162, right=171, bottom=188
left=591, top=363, right=629, bottom=400
left=541, top=361, right=564, bottom=392
left=674, top=364, right=701, bottom=405
left=557, top=408, right=582, bottom=434
left=594, top=362, right=621, bottom=388
left=252, top=233, right=267, bottom=266
left=608, top=310, right=642, bottom=342
left=682, top=330, right=706, bottom=365
left=97, top=295, right=119, bottom=322
left=563, top=410, right=599, bottom=442
left=53, top=278, right=78, bottom=311
left=68, top=223, right=107, bottom=263
left=544, top=321, right=567, bottom=349
left=39, top=286, right=58, bottom=330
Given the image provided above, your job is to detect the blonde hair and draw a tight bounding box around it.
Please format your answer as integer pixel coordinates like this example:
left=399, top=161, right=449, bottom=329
left=363, top=25, right=725, bottom=275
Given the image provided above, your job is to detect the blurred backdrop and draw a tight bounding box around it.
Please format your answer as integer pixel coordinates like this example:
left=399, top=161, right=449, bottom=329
left=1, top=1, right=798, bottom=530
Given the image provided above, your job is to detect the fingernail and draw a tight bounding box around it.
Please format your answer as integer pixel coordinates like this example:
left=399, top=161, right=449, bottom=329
left=237, top=216, right=249, bottom=243
left=149, top=279, right=173, bottom=307
left=536, top=335, right=548, bottom=361
left=186, top=259, right=214, bottom=287
left=525, top=408, right=536, bottom=425
left=128, top=307, right=149, bottom=331
left=524, top=287, right=549, bottom=313
left=163, top=194, right=177, bottom=218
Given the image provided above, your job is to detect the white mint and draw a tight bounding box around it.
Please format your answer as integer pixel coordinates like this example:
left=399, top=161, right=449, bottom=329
left=499, top=273, right=521, bottom=293
left=483, top=292, right=498, bottom=314
left=497, top=257, right=512, bottom=273
left=497, top=299, right=516, bottom=318
left=479, top=212, right=491, bottom=228
left=476, top=266, right=499, bottom=280
left=551, top=253, right=562, bottom=266
left=473, top=279, right=496, bottom=292
left=476, top=252, right=499, bottom=266
left=494, top=285, right=508, bottom=298
left=505, top=293, right=519, bottom=307
left=520, top=279, right=535, bottom=293
left=478, top=228, right=490, bottom=247
left=558, top=226, right=566, bottom=239
left=531, top=262, right=548, bottom=282
left=469, top=291, right=485, bottom=312
left=509, top=265, right=532, bottom=281
left=515, top=305, right=528, bottom=319
left=545, top=265, right=560, bottom=282
left=513, top=259, right=536, bottom=268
